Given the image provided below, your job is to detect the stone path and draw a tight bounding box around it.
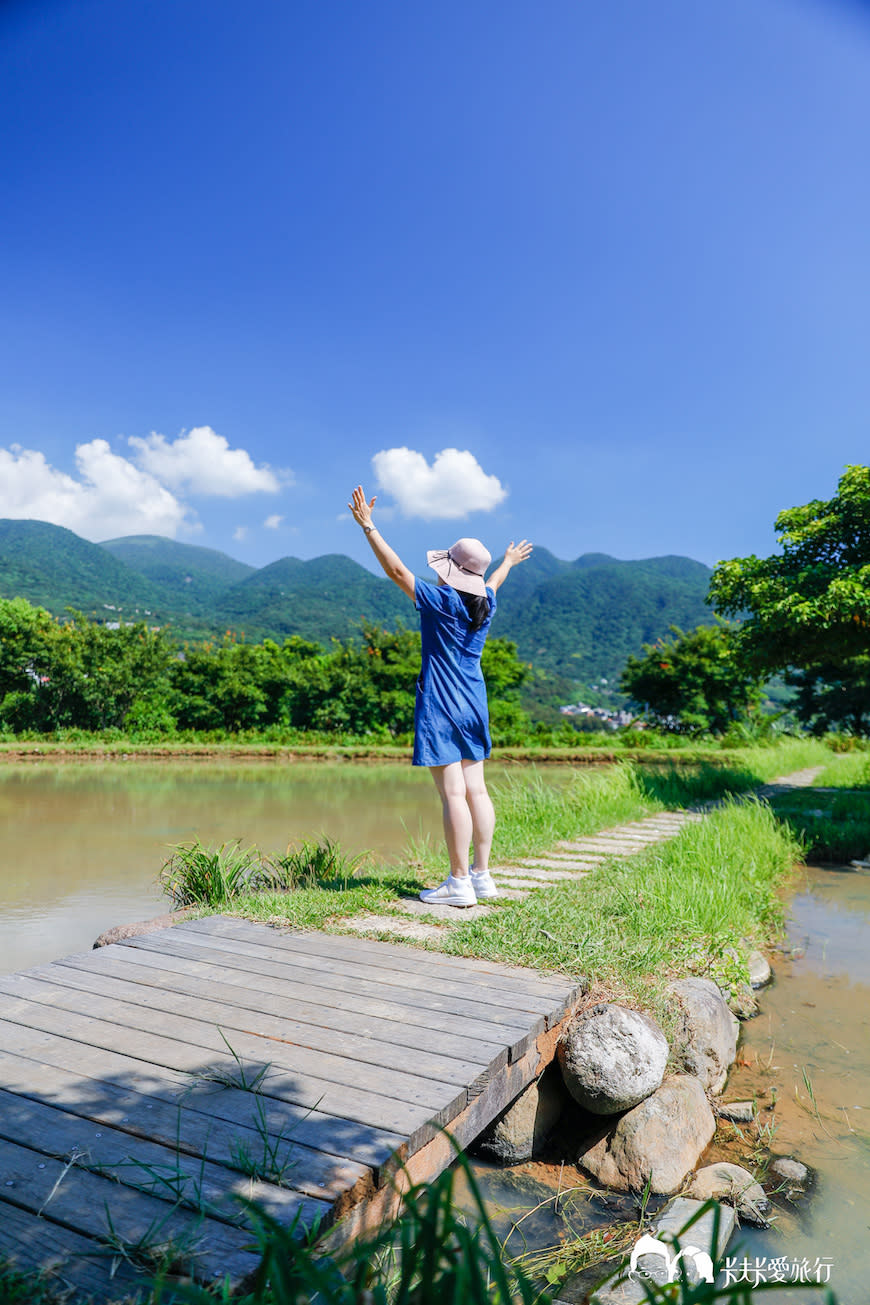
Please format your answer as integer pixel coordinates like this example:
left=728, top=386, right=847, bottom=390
left=338, top=766, right=825, bottom=943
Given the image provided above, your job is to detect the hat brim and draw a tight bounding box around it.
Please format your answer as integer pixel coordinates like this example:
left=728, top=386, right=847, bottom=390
left=427, top=549, right=489, bottom=597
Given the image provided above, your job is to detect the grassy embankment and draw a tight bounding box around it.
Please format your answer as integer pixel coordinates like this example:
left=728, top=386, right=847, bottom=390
left=763, top=747, right=870, bottom=862
left=165, top=738, right=836, bottom=1029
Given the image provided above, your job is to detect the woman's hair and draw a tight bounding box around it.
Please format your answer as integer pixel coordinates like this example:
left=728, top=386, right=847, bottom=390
left=456, top=589, right=491, bottom=633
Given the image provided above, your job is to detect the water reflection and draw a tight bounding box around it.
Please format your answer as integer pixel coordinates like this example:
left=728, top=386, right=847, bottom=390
left=0, top=760, right=446, bottom=974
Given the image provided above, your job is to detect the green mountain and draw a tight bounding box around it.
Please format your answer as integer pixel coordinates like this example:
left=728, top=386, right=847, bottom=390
left=100, top=535, right=255, bottom=616
left=503, top=552, right=713, bottom=685
left=0, top=519, right=164, bottom=619
left=0, top=520, right=714, bottom=687
left=215, top=554, right=410, bottom=642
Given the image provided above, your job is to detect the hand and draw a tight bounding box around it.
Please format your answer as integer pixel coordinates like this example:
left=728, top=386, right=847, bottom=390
left=505, top=539, right=532, bottom=567
left=348, top=485, right=376, bottom=529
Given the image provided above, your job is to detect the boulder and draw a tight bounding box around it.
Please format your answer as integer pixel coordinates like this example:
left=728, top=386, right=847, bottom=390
left=726, top=982, right=759, bottom=1020
left=557, top=1003, right=669, bottom=1115
left=93, top=909, right=193, bottom=948
left=687, top=1162, right=771, bottom=1225
left=472, top=1066, right=569, bottom=1163
left=769, top=1156, right=813, bottom=1195
left=747, top=950, right=772, bottom=989
left=579, top=1075, right=716, bottom=1195
left=716, top=1100, right=756, bottom=1123
left=667, top=977, right=738, bottom=1093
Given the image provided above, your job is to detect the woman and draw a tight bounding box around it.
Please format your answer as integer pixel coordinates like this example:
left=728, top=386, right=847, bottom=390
left=348, top=485, right=532, bottom=907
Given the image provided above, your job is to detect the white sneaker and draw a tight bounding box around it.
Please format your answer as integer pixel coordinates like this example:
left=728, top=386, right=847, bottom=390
left=471, top=869, right=498, bottom=899
left=419, top=875, right=477, bottom=908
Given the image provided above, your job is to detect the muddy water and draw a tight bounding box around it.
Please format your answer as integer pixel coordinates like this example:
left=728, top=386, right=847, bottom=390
left=460, top=866, right=870, bottom=1303
left=706, top=864, right=870, bottom=1304
left=0, top=760, right=450, bottom=974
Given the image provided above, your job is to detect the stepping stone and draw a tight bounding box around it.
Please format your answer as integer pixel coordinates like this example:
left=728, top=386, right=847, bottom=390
left=502, top=865, right=587, bottom=881
left=341, top=913, right=449, bottom=940
left=514, top=858, right=598, bottom=871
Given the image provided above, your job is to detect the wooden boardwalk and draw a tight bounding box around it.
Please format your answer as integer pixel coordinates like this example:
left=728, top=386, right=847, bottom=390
left=0, top=917, right=583, bottom=1300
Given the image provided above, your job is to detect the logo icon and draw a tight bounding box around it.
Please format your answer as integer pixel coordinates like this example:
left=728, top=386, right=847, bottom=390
left=629, top=1233, right=715, bottom=1284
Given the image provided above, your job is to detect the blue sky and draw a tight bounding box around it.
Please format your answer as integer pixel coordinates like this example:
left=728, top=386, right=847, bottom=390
left=1, top=0, right=868, bottom=575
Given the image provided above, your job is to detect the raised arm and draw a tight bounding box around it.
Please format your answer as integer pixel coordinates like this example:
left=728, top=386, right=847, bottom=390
left=487, top=540, right=533, bottom=593
left=348, top=486, right=416, bottom=601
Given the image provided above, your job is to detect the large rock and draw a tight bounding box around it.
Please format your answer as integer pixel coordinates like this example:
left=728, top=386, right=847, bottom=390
left=557, top=1003, right=669, bottom=1115
left=747, top=949, right=772, bottom=989
left=472, top=1066, right=569, bottom=1163
left=687, top=1162, right=771, bottom=1225
left=579, top=1075, right=716, bottom=1195
left=667, top=977, right=738, bottom=1093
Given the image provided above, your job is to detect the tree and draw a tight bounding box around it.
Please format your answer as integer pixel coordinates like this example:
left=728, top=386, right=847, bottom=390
left=620, top=622, right=763, bottom=735
left=709, top=465, right=870, bottom=672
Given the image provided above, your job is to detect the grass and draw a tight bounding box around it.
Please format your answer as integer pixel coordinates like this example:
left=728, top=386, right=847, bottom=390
left=160, top=841, right=263, bottom=908
left=814, top=750, right=870, bottom=788
left=439, top=799, right=801, bottom=1025
left=765, top=787, right=870, bottom=861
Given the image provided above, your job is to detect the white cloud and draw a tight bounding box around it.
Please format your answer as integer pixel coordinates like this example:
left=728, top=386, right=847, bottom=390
left=263, top=513, right=283, bottom=529
left=128, top=426, right=289, bottom=497
left=233, top=526, right=248, bottom=541
left=371, top=447, right=507, bottom=520
left=0, top=441, right=193, bottom=540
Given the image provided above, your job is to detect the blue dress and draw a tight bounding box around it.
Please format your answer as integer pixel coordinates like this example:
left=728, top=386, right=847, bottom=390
left=413, top=578, right=497, bottom=767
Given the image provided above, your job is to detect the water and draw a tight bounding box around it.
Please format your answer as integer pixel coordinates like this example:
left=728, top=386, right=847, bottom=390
left=459, top=865, right=870, bottom=1303
left=0, top=759, right=448, bottom=974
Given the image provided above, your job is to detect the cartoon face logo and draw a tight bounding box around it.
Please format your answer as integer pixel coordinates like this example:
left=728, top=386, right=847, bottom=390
left=629, top=1233, right=714, bottom=1284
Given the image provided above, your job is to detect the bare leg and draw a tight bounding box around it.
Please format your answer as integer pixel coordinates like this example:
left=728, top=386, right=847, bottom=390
left=462, top=758, right=495, bottom=874
left=429, top=762, right=472, bottom=877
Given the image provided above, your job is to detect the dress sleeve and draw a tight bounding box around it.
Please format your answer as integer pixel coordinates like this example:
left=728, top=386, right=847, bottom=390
left=415, top=577, right=448, bottom=613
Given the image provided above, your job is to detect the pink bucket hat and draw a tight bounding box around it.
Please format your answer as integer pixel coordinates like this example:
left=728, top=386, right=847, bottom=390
left=426, top=538, right=492, bottom=597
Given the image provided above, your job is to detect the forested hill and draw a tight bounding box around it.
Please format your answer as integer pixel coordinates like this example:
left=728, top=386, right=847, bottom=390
left=0, top=520, right=713, bottom=683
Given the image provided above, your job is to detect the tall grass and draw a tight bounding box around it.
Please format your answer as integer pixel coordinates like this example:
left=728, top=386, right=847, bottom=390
left=160, top=841, right=263, bottom=907
left=442, top=799, right=802, bottom=1012
left=490, top=763, right=656, bottom=864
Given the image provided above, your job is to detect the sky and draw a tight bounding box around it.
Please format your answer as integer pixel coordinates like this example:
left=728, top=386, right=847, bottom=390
left=1, top=0, right=869, bottom=575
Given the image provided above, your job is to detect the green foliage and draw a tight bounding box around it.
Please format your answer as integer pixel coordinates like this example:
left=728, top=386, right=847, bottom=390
left=147, top=1151, right=545, bottom=1305
left=266, top=836, right=367, bottom=890
left=710, top=464, right=870, bottom=673
left=620, top=622, right=763, bottom=735
left=1, top=521, right=717, bottom=688
left=160, top=840, right=263, bottom=907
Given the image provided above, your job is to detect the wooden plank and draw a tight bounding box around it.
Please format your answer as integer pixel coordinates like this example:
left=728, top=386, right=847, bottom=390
left=0, top=995, right=442, bottom=1138
left=119, top=932, right=549, bottom=1034
left=0, top=1056, right=366, bottom=1205
left=0, top=1028, right=403, bottom=1179
left=0, top=1086, right=330, bottom=1227
left=126, top=926, right=567, bottom=1019
left=0, top=1198, right=150, bottom=1300
left=187, top=917, right=577, bottom=996
left=171, top=918, right=572, bottom=1004
left=63, top=943, right=530, bottom=1062
left=0, top=1135, right=259, bottom=1284
left=23, top=961, right=495, bottom=1089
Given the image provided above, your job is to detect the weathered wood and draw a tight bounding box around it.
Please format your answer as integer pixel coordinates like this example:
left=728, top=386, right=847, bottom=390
left=119, top=931, right=549, bottom=1034
left=0, top=918, right=583, bottom=1292
left=0, top=992, right=443, bottom=1137
left=67, top=940, right=538, bottom=1056
left=54, top=947, right=510, bottom=1071
left=20, top=960, right=496, bottom=1089
left=187, top=917, right=574, bottom=995
left=0, top=1031, right=403, bottom=1179
left=153, top=923, right=569, bottom=1017
left=0, top=1086, right=330, bottom=1226
left=0, top=1049, right=371, bottom=1203
left=0, top=1198, right=150, bottom=1299
left=0, top=1135, right=259, bottom=1283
